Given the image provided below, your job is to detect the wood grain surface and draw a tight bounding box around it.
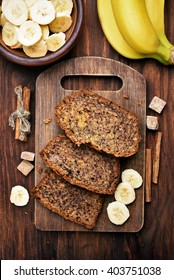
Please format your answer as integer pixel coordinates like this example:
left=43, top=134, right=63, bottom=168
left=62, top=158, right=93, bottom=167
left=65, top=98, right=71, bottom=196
left=0, top=0, right=174, bottom=259
left=35, top=56, right=146, bottom=232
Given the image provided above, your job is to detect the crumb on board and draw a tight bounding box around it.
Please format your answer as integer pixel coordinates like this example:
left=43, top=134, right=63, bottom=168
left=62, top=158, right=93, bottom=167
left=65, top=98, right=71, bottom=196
left=123, top=94, right=129, bottom=99
left=138, top=99, right=142, bottom=106
left=149, top=96, right=166, bottom=114
left=37, top=167, right=43, bottom=174
left=43, top=118, right=52, bottom=124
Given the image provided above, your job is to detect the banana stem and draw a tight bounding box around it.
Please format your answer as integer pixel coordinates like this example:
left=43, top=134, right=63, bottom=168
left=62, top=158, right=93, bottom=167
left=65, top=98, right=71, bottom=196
left=169, top=48, right=174, bottom=64
left=157, top=44, right=174, bottom=64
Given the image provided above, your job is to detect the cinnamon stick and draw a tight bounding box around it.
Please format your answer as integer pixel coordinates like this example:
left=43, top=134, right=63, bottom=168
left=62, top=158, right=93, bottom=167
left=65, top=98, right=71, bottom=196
left=15, top=86, right=31, bottom=141
left=152, top=131, right=162, bottom=184
left=23, top=86, right=31, bottom=112
left=15, top=85, right=23, bottom=140
left=145, top=149, right=152, bottom=202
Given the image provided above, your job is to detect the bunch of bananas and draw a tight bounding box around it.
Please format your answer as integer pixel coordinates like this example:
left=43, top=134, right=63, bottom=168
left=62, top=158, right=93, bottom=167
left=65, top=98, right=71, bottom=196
left=97, top=0, right=174, bottom=65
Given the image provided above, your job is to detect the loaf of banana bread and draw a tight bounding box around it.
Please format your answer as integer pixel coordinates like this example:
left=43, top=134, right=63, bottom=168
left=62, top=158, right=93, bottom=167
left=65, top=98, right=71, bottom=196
left=40, top=134, right=120, bottom=195
left=32, top=171, right=104, bottom=229
left=55, top=89, right=141, bottom=157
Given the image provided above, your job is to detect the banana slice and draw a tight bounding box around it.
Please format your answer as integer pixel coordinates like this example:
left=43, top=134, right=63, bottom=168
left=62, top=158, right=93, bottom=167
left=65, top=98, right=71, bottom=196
left=24, top=0, right=48, bottom=9
left=107, top=201, right=130, bottom=225
left=49, top=11, right=72, bottom=33
left=41, top=25, right=50, bottom=40
left=23, top=39, right=48, bottom=57
left=10, top=185, right=29, bottom=206
left=2, top=22, right=20, bottom=48
left=24, top=0, right=37, bottom=8
left=1, top=0, right=10, bottom=12
left=3, top=0, right=28, bottom=26
left=0, top=8, right=2, bottom=26
left=11, top=42, right=23, bottom=50
left=1, top=13, right=8, bottom=27
left=18, top=20, right=42, bottom=47
left=51, top=0, right=73, bottom=14
left=30, top=0, right=55, bottom=25
left=114, top=182, right=136, bottom=205
left=121, top=169, right=143, bottom=189
left=46, top=32, right=66, bottom=52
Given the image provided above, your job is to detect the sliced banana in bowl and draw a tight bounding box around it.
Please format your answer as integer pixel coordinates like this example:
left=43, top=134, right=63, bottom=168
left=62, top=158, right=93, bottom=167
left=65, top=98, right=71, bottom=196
left=46, top=32, right=66, bottom=52
left=23, top=39, right=48, bottom=58
left=49, top=11, right=73, bottom=33
left=51, top=0, right=74, bottom=14
left=2, top=22, right=20, bottom=48
left=0, top=0, right=84, bottom=66
left=18, top=20, right=42, bottom=47
left=29, top=1, right=56, bottom=25
left=3, top=0, right=28, bottom=26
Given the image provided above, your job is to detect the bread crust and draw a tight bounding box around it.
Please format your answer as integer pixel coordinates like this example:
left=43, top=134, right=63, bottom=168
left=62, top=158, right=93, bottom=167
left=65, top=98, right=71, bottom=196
left=55, top=89, right=141, bottom=157
left=40, top=134, right=120, bottom=195
left=32, top=171, right=104, bottom=229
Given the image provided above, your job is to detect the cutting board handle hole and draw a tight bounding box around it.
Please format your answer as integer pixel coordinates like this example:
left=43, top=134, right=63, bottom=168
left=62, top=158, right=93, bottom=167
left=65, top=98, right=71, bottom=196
left=61, top=75, right=123, bottom=91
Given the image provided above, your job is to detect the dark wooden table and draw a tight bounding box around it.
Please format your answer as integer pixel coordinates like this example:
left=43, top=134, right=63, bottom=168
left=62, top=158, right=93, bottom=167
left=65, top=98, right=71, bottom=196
left=1, top=0, right=174, bottom=260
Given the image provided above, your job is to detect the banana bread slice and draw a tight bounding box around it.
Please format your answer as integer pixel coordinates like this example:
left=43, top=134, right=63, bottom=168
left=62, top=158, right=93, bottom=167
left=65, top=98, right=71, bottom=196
left=40, top=134, right=120, bottom=195
left=55, top=88, right=141, bottom=157
left=32, top=171, right=104, bottom=229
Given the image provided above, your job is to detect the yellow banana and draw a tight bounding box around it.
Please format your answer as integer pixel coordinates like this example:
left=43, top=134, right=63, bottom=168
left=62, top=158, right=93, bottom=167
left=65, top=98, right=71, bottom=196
left=145, top=0, right=173, bottom=48
left=97, top=0, right=144, bottom=59
left=110, top=0, right=174, bottom=63
left=97, top=0, right=169, bottom=64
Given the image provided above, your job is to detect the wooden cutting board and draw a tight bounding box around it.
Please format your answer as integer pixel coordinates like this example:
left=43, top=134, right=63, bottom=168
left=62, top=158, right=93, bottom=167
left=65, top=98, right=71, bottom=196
left=35, top=56, right=146, bottom=232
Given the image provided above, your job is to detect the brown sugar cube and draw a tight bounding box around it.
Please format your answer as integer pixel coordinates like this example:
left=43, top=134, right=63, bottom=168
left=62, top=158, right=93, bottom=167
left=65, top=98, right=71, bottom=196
left=149, top=96, right=166, bottom=114
left=17, top=160, right=34, bottom=176
left=21, top=151, right=35, bottom=161
left=146, top=116, right=159, bottom=130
